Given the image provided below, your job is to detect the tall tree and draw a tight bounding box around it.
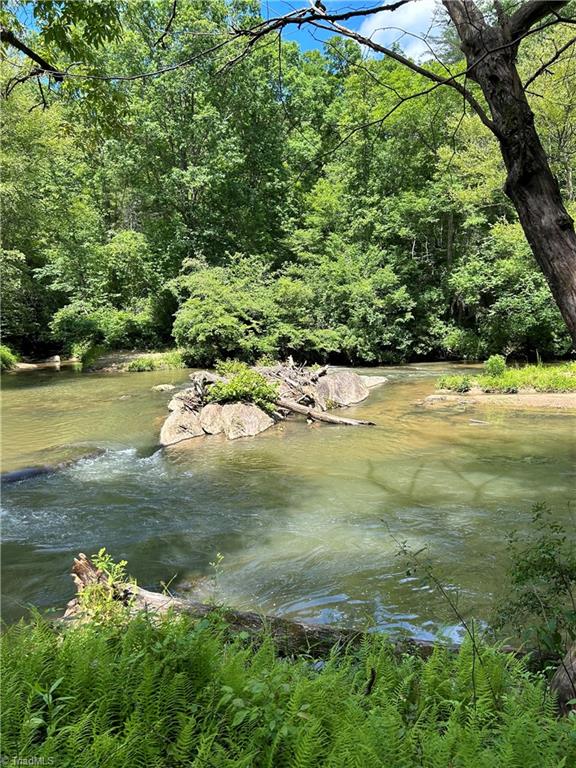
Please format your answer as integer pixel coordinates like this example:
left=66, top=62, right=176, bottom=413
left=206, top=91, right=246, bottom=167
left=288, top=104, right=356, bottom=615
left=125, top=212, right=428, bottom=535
left=2, top=0, right=575, bottom=345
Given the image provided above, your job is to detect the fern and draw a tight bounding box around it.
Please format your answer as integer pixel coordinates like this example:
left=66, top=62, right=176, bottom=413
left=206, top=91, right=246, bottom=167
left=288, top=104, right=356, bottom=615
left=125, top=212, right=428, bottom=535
left=2, top=613, right=575, bottom=768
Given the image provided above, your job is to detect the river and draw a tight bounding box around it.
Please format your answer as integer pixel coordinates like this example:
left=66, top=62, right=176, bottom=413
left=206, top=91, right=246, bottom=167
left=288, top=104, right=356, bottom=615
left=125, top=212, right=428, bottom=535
left=1, top=364, right=575, bottom=641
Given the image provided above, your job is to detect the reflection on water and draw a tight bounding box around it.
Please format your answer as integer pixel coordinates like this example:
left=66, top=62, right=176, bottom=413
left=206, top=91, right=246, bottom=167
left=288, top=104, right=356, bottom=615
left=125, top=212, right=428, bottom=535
left=1, top=364, right=575, bottom=640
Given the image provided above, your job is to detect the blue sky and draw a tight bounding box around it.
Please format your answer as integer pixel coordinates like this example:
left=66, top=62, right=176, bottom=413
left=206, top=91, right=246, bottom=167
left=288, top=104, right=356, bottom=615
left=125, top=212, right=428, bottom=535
left=260, top=0, right=443, bottom=58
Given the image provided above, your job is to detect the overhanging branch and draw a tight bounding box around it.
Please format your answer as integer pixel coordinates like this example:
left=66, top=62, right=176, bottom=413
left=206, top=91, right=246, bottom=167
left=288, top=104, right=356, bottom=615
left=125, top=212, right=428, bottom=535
left=0, top=25, right=63, bottom=81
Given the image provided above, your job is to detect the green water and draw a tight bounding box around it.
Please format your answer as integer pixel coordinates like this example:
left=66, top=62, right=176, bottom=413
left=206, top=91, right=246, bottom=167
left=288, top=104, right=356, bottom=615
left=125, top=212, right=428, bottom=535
left=1, top=364, right=575, bottom=641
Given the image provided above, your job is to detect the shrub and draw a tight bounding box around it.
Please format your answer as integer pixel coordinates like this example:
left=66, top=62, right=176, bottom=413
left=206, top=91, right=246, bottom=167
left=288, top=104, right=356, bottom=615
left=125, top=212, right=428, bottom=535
left=70, top=341, right=106, bottom=368
left=51, top=301, right=160, bottom=353
left=437, top=374, right=472, bottom=392
left=495, top=504, right=576, bottom=658
left=484, top=354, right=506, bottom=376
left=0, top=344, right=18, bottom=371
left=125, top=351, right=185, bottom=372
left=125, top=356, right=157, bottom=372
left=207, top=363, right=279, bottom=412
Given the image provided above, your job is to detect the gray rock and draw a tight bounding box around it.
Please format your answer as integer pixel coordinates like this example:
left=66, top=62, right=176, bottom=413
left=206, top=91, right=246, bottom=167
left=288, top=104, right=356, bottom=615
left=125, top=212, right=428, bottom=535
left=221, top=403, right=274, bottom=440
left=313, top=370, right=369, bottom=410
left=199, top=403, right=224, bottom=434
left=45, top=355, right=61, bottom=363
left=160, top=407, right=205, bottom=446
left=167, top=387, right=200, bottom=412
left=152, top=384, right=176, bottom=392
left=189, top=370, right=222, bottom=386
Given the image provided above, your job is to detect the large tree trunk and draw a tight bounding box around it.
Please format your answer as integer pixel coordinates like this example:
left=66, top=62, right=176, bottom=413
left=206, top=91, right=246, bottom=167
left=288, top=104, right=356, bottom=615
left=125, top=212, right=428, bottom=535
left=443, top=2, right=576, bottom=347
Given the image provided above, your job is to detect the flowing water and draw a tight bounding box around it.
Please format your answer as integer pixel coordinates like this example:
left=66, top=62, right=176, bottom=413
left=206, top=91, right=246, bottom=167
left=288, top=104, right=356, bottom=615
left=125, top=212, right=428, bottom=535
left=1, top=364, right=575, bottom=641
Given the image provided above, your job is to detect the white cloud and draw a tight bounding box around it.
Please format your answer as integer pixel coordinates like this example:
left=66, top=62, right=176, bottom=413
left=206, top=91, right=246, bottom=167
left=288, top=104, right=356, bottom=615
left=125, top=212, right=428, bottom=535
left=358, top=0, right=444, bottom=62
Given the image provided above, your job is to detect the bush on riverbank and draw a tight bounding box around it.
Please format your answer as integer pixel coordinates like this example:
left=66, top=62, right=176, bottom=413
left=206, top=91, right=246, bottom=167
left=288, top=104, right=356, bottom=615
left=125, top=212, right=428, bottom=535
left=124, top=351, right=186, bottom=372
left=0, top=344, right=18, bottom=371
left=438, top=361, right=576, bottom=394
left=1, top=611, right=572, bottom=768
left=50, top=301, right=160, bottom=356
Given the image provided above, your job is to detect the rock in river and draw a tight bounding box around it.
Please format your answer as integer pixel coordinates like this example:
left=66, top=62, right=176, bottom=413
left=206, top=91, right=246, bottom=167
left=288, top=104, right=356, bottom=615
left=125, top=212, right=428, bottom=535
left=314, top=370, right=369, bottom=410
left=221, top=403, right=274, bottom=440
left=160, top=407, right=205, bottom=446
left=152, top=384, right=176, bottom=392
left=199, top=403, right=224, bottom=435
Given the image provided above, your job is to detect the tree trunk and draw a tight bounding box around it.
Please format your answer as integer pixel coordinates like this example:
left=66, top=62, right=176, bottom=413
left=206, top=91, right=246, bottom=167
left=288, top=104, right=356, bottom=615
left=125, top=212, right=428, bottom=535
left=64, top=553, right=440, bottom=658
left=443, top=3, right=576, bottom=347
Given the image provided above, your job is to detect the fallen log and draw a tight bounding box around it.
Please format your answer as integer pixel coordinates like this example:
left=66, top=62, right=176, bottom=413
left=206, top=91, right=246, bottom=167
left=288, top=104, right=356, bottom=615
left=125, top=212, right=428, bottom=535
left=64, top=553, right=442, bottom=658
left=276, top=398, right=375, bottom=427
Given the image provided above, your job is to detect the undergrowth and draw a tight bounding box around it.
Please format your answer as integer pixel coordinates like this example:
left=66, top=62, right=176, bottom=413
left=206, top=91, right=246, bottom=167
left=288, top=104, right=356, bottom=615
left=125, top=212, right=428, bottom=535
left=125, top=351, right=186, bottom=372
left=2, top=611, right=574, bottom=767
left=438, top=361, right=576, bottom=394
left=71, top=341, right=106, bottom=368
left=0, top=343, right=19, bottom=371
left=207, top=361, right=278, bottom=412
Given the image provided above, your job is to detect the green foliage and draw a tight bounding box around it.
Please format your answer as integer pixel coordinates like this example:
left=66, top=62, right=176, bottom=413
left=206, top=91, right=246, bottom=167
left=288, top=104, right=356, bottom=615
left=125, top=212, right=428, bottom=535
left=1, top=611, right=573, bottom=767
left=438, top=363, right=576, bottom=393
left=437, top=374, right=472, bottom=392
left=0, top=343, right=18, bottom=371
left=77, top=548, right=135, bottom=622
left=495, top=504, right=576, bottom=660
left=1, top=5, right=575, bottom=362
left=207, top=363, right=279, bottom=412
left=484, top=354, right=507, bottom=376
left=125, top=351, right=185, bottom=372
left=51, top=301, right=159, bottom=353
left=70, top=341, right=106, bottom=368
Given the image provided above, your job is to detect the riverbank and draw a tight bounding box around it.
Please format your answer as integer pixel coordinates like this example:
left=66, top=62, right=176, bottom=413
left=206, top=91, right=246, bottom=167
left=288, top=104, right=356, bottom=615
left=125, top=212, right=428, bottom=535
left=2, top=608, right=573, bottom=766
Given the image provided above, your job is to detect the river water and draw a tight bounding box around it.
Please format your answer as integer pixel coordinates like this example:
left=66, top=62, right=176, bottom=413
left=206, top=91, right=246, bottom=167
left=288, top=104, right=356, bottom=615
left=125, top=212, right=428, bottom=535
left=1, top=364, right=575, bottom=640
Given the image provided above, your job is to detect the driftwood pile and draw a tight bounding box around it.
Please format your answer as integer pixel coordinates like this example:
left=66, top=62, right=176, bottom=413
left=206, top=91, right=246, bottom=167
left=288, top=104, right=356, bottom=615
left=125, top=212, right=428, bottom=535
left=160, top=359, right=384, bottom=446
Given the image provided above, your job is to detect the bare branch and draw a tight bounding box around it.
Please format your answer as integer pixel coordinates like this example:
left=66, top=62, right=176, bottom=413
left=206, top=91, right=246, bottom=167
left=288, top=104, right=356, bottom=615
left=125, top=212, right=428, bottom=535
left=0, top=25, right=63, bottom=81
left=154, top=0, right=178, bottom=48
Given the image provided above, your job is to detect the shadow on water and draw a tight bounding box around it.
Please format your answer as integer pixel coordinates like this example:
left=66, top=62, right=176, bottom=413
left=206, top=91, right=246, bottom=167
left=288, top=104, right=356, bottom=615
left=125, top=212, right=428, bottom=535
left=1, top=364, right=575, bottom=639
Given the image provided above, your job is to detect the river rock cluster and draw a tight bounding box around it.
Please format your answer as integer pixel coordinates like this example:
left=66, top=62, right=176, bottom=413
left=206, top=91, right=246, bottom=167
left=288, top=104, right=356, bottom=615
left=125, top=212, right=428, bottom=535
left=159, top=363, right=386, bottom=446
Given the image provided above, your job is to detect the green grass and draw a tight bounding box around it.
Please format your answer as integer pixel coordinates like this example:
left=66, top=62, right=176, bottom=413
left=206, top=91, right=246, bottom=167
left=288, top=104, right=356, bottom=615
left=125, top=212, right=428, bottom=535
left=0, top=343, right=18, bottom=371
left=438, top=362, right=576, bottom=394
left=1, top=612, right=573, bottom=768
left=125, top=351, right=186, bottom=372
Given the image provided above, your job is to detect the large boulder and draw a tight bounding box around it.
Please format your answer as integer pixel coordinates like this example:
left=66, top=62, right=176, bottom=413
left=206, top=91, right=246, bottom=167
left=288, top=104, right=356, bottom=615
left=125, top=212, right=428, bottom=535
left=221, top=403, right=274, bottom=440
left=199, top=403, right=224, bottom=435
left=160, top=407, right=205, bottom=446
left=313, top=370, right=369, bottom=410
left=167, top=388, right=200, bottom=412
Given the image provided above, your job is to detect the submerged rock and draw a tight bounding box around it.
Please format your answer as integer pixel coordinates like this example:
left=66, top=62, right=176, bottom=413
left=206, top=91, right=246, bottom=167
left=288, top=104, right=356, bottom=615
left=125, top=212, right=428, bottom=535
left=313, top=370, right=369, bottom=410
left=361, top=375, right=388, bottom=389
left=221, top=403, right=274, bottom=440
left=160, top=407, right=205, bottom=446
left=152, top=384, right=176, bottom=392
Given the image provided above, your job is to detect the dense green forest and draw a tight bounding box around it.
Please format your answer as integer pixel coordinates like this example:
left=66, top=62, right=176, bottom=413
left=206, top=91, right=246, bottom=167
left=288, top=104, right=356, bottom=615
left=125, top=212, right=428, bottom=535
left=2, top=0, right=575, bottom=365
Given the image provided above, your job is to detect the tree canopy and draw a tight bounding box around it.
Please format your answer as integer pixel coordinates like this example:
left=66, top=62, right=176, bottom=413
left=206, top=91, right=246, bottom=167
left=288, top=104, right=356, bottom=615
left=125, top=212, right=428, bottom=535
left=1, top=0, right=575, bottom=362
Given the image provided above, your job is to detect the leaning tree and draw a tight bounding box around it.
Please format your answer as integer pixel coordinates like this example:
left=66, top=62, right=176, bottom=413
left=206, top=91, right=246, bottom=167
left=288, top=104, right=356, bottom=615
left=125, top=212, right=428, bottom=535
left=2, top=0, right=576, bottom=346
